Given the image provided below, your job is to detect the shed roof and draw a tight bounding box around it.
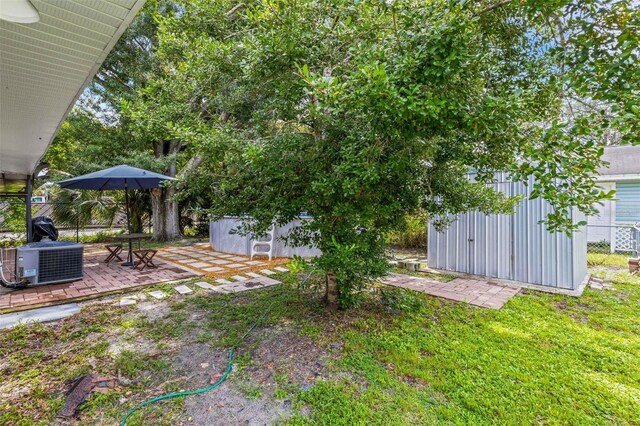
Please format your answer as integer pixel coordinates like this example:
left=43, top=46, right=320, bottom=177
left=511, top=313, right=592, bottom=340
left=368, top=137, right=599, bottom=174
left=598, top=146, right=640, bottom=181
left=0, top=0, right=146, bottom=193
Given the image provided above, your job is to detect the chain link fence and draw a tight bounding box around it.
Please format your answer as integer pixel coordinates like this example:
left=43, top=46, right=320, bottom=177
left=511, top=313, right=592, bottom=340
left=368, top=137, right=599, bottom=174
left=0, top=200, right=147, bottom=246
left=586, top=224, right=640, bottom=256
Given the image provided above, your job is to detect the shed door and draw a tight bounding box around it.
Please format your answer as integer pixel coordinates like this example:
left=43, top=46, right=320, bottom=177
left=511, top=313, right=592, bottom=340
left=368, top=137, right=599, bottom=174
left=466, top=181, right=513, bottom=279
left=466, top=212, right=513, bottom=279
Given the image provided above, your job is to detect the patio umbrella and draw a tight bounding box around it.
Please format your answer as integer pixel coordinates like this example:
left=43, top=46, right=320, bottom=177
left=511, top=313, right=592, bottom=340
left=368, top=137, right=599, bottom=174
left=58, top=165, right=177, bottom=266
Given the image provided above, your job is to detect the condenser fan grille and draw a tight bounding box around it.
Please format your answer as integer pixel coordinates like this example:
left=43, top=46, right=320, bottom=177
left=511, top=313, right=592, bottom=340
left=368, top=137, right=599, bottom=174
left=38, top=248, right=83, bottom=283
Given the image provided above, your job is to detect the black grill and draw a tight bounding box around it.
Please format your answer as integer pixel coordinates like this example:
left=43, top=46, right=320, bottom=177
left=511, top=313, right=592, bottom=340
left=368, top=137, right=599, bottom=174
left=38, top=247, right=83, bottom=283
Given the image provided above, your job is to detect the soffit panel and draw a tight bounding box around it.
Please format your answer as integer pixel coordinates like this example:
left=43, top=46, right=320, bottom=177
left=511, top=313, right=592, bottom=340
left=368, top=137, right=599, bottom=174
left=0, top=0, right=147, bottom=176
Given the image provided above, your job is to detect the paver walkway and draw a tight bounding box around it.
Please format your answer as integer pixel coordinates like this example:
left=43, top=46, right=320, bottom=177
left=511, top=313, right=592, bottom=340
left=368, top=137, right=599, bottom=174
left=156, top=243, right=287, bottom=277
left=381, top=273, right=520, bottom=309
left=0, top=252, right=196, bottom=313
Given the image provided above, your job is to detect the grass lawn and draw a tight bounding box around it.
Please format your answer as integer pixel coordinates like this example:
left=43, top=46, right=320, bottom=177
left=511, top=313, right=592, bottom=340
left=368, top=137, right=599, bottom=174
left=1, top=267, right=639, bottom=425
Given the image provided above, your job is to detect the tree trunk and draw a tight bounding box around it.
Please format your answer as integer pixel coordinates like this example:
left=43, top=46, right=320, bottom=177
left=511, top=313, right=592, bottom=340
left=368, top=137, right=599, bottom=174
left=151, top=140, right=183, bottom=241
left=325, top=271, right=339, bottom=310
left=164, top=184, right=182, bottom=239
left=151, top=187, right=166, bottom=240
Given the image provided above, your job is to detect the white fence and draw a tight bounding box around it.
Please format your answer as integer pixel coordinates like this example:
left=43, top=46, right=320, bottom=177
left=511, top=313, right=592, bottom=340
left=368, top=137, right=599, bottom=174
left=586, top=224, right=640, bottom=255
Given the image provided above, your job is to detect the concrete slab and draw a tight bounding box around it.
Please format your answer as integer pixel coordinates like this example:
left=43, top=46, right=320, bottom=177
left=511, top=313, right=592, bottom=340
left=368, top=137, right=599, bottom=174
left=0, top=303, right=81, bottom=329
left=195, top=281, right=216, bottom=290
left=215, top=279, right=233, bottom=285
left=231, top=275, right=248, bottom=281
left=274, top=267, right=289, bottom=272
left=174, top=285, right=193, bottom=295
left=246, top=272, right=262, bottom=278
left=226, top=263, right=248, bottom=269
left=260, top=269, right=276, bottom=275
left=257, top=276, right=281, bottom=286
left=148, top=290, right=168, bottom=300
left=203, top=267, right=224, bottom=272
left=119, top=297, right=138, bottom=307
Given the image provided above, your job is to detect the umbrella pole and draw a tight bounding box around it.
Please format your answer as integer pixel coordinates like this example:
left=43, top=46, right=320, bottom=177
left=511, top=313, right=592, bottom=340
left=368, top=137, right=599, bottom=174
left=123, top=181, right=134, bottom=267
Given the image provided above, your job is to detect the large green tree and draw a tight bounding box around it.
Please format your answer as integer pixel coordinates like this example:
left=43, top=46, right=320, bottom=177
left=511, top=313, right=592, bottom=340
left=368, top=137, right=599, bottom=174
left=47, top=1, right=191, bottom=240
left=150, top=0, right=639, bottom=309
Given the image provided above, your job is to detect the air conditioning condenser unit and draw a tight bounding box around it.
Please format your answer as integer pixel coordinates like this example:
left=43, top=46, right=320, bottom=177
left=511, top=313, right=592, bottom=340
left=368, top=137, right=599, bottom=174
left=16, top=241, right=84, bottom=285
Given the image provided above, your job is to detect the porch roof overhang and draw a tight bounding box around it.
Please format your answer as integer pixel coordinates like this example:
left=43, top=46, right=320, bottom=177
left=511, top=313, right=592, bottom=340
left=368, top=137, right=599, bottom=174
left=0, top=0, right=147, bottom=194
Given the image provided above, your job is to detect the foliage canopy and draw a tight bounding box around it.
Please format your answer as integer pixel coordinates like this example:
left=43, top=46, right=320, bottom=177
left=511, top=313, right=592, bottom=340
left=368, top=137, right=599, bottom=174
left=50, top=0, right=639, bottom=308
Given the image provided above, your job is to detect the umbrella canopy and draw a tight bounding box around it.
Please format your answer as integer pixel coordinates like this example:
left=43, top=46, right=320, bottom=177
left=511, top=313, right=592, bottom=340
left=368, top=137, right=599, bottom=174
left=57, top=165, right=176, bottom=190
left=57, top=165, right=176, bottom=267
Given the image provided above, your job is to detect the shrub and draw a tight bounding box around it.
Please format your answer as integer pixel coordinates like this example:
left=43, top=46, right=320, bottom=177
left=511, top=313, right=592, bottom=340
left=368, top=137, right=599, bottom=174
left=386, top=213, right=427, bottom=249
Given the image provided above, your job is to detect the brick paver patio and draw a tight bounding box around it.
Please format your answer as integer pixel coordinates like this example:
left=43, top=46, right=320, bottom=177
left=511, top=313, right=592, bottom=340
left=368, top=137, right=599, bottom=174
left=381, top=273, right=520, bottom=309
left=0, top=243, right=292, bottom=313
left=0, top=249, right=198, bottom=313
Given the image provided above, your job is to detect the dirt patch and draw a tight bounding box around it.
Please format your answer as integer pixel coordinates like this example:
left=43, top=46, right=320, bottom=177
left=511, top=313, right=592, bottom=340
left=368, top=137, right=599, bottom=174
left=245, top=327, right=330, bottom=387
left=179, top=326, right=332, bottom=425
left=184, top=384, right=292, bottom=426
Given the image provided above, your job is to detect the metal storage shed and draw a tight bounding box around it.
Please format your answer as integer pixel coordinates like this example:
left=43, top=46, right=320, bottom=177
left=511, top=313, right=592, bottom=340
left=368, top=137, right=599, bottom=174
left=428, top=173, right=588, bottom=294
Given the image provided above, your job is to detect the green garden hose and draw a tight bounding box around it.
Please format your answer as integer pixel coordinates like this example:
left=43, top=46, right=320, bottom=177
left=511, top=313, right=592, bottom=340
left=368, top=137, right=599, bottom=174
left=120, top=270, right=314, bottom=426
left=120, top=308, right=270, bottom=425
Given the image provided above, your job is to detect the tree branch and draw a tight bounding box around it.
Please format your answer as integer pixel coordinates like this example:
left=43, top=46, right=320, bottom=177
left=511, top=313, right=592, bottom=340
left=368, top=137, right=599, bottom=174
left=475, top=0, right=512, bottom=16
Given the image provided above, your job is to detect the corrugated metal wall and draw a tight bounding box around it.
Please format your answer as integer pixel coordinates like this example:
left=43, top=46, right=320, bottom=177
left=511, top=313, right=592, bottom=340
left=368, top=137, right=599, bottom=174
left=428, top=174, right=587, bottom=290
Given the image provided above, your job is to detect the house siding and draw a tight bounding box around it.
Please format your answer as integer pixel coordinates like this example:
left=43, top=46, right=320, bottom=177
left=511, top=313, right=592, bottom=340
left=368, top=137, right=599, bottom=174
left=615, top=181, right=640, bottom=223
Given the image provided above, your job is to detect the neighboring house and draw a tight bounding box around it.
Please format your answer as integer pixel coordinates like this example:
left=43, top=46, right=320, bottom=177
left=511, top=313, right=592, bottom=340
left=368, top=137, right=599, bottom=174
left=588, top=146, right=640, bottom=251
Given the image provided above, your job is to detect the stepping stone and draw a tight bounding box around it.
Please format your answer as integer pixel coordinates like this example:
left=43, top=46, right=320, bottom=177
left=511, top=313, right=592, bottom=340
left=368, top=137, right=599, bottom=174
left=211, top=259, right=231, bottom=265
left=247, top=260, right=264, bottom=265
left=195, top=281, right=216, bottom=290
left=230, top=256, right=248, bottom=261
left=148, top=290, right=168, bottom=300
left=242, top=279, right=267, bottom=289
left=226, top=283, right=251, bottom=293
left=204, top=266, right=224, bottom=272
left=215, top=278, right=233, bottom=285
left=257, top=276, right=281, bottom=286
left=217, top=284, right=242, bottom=293
left=260, top=269, right=276, bottom=275
left=210, top=286, right=231, bottom=294
left=226, top=263, right=248, bottom=269
left=174, top=285, right=193, bottom=295
left=119, top=297, right=137, bottom=306
left=231, top=275, right=248, bottom=281
left=190, top=262, right=211, bottom=268
left=274, top=267, right=289, bottom=272
left=246, top=272, right=262, bottom=278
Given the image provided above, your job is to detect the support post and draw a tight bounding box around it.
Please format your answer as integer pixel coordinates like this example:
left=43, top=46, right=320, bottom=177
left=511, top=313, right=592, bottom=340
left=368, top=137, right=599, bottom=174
left=25, top=175, right=33, bottom=243
left=122, top=180, right=134, bottom=267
